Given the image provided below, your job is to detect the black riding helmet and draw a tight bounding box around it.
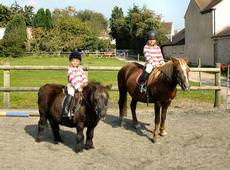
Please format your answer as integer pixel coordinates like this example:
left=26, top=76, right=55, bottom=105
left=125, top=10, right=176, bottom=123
left=69, top=51, right=82, bottom=61
left=147, top=30, right=156, bottom=40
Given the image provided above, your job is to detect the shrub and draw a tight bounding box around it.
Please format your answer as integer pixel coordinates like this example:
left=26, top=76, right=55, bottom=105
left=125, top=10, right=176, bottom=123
left=1, top=14, right=27, bottom=57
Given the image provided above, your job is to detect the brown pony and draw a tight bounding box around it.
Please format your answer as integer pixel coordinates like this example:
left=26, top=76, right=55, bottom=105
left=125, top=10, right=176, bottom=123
left=117, top=57, right=190, bottom=142
left=36, top=82, right=111, bottom=152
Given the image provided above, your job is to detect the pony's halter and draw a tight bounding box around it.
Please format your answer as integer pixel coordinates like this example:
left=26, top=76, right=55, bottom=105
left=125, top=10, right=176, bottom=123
left=175, top=73, right=182, bottom=86
left=81, top=95, right=101, bottom=118
left=174, top=62, right=190, bottom=90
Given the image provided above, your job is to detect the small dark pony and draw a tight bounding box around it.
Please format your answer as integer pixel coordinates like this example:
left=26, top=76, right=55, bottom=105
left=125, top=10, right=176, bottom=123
left=36, top=82, right=111, bottom=152
left=117, top=57, right=190, bottom=142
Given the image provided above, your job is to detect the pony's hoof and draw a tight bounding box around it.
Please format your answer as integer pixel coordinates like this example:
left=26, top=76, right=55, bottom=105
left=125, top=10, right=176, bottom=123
left=35, top=137, right=42, bottom=143
left=85, top=141, right=94, bottom=150
left=85, top=144, right=94, bottom=150
left=75, top=142, right=84, bottom=153
left=119, top=118, right=125, bottom=127
left=159, top=131, right=167, bottom=136
left=152, top=137, right=160, bottom=144
left=54, top=138, right=63, bottom=144
left=134, top=123, right=141, bottom=129
left=75, top=146, right=84, bottom=153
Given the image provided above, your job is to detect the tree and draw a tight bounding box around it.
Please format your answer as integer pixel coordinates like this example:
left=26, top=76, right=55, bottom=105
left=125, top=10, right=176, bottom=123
left=0, top=3, right=34, bottom=27
left=109, top=6, right=129, bottom=49
left=31, top=27, right=61, bottom=52
left=55, top=17, right=97, bottom=51
left=0, top=4, right=11, bottom=27
left=10, top=1, right=23, bottom=15
left=45, top=9, right=53, bottom=28
left=0, top=14, right=27, bottom=57
left=76, top=10, right=108, bottom=36
left=33, top=8, right=52, bottom=28
left=52, top=6, right=77, bottom=19
left=23, top=5, right=34, bottom=26
left=31, top=16, right=98, bottom=52
left=109, top=5, right=167, bottom=52
left=33, top=8, right=46, bottom=27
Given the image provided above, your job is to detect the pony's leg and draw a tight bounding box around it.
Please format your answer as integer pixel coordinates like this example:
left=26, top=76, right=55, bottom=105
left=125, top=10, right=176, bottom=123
left=49, top=117, right=63, bottom=144
left=85, top=127, right=95, bottom=150
left=75, top=123, right=84, bottom=152
left=130, top=99, right=140, bottom=129
left=159, top=101, right=171, bottom=136
left=36, top=113, right=47, bottom=142
left=153, top=102, right=161, bottom=143
left=118, top=88, right=127, bottom=126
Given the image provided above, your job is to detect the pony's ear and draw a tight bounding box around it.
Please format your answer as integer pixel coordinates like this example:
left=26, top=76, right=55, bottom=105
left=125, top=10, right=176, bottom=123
left=170, top=57, right=179, bottom=64
left=105, top=84, right=112, bottom=90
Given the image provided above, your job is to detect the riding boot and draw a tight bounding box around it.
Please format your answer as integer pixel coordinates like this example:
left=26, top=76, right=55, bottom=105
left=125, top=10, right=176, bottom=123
left=62, top=94, right=73, bottom=117
left=139, top=70, right=149, bottom=93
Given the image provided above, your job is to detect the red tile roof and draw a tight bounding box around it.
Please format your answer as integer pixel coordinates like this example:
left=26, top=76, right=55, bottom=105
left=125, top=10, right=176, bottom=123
left=195, top=0, right=222, bottom=13
left=213, top=26, right=230, bottom=38
left=162, top=22, right=173, bottom=34
left=163, top=28, right=185, bottom=46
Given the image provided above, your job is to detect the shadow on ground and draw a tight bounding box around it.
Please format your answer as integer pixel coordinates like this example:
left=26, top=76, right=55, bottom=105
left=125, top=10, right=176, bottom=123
left=102, top=113, right=154, bottom=142
left=24, top=124, right=76, bottom=151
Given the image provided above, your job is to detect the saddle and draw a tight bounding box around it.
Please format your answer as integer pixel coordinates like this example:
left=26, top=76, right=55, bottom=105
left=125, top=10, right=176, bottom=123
left=136, top=70, right=149, bottom=85
left=62, top=87, right=82, bottom=117
left=136, top=69, right=153, bottom=106
left=136, top=66, right=153, bottom=85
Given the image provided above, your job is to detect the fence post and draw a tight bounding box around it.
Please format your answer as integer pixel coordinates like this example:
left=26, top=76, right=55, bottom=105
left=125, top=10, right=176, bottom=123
left=198, top=58, right=202, bottom=86
left=214, top=63, right=221, bottom=108
left=137, top=53, right=140, bottom=61
left=3, top=62, right=10, bottom=108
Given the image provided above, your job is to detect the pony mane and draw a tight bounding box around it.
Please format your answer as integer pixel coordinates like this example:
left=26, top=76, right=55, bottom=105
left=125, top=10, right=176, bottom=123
left=148, top=58, right=188, bottom=84
left=148, top=61, right=174, bottom=83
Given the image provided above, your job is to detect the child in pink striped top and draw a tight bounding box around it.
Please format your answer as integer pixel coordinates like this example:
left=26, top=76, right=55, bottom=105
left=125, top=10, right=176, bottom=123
left=62, top=51, right=88, bottom=117
left=139, top=30, right=165, bottom=93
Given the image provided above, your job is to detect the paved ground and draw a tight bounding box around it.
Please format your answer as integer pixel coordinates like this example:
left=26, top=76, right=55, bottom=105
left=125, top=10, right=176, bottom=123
left=1, top=58, right=230, bottom=169
left=1, top=101, right=230, bottom=170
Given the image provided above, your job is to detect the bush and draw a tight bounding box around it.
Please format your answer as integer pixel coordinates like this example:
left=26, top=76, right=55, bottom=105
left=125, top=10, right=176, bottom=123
left=1, top=14, right=27, bottom=57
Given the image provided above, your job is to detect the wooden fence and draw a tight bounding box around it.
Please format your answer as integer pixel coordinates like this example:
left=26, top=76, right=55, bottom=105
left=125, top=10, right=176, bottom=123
left=25, top=51, right=116, bottom=58
left=0, top=63, right=221, bottom=108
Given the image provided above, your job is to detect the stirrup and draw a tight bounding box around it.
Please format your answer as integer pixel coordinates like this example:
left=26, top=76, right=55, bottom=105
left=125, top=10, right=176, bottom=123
left=139, top=83, right=147, bottom=93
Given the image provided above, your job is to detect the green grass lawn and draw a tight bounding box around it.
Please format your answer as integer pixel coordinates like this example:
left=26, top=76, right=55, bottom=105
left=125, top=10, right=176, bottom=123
left=0, top=55, right=217, bottom=108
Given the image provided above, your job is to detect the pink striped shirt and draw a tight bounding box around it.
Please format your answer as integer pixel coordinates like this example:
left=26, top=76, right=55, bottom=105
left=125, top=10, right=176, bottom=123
left=143, top=45, right=165, bottom=66
left=67, top=65, right=88, bottom=90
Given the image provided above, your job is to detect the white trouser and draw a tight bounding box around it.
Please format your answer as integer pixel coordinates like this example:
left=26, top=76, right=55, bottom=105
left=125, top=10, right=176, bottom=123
left=145, top=63, right=155, bottom=73
left=67, top=84, right=75, bottom=96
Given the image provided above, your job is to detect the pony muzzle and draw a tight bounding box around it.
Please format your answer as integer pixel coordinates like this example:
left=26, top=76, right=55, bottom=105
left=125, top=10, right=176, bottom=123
left=181, top=83, right=190, bottom=91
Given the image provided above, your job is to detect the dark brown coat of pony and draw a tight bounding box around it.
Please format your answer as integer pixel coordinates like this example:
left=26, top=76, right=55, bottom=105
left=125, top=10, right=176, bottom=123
left=36, top=82, right=111, bottom=152
left=117, top=57, right=190, bottom=142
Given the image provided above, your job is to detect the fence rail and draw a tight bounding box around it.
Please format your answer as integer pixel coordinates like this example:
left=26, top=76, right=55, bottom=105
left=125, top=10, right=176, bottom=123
left=25, top=51, right=116, bottom=58
left=0, top=64, right=221, bottom=108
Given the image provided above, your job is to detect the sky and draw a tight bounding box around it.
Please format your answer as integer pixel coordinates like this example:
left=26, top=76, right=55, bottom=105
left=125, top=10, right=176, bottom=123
left=0, top=0, right=190, bottom=31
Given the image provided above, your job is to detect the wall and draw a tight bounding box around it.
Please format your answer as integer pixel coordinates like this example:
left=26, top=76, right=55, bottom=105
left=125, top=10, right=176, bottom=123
left=0, top=27, right=32, bottom=40
left=0, top=28, right=5, bottom=39
left=185, top=0, right=214, bottom=66
left=162, top=45, right=185, bottom=59
left=215, top=37, right=230, bottom=64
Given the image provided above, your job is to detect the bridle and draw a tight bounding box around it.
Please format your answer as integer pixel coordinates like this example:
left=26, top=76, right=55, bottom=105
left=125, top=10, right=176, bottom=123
left=80, top=93, right=104, bottom=118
